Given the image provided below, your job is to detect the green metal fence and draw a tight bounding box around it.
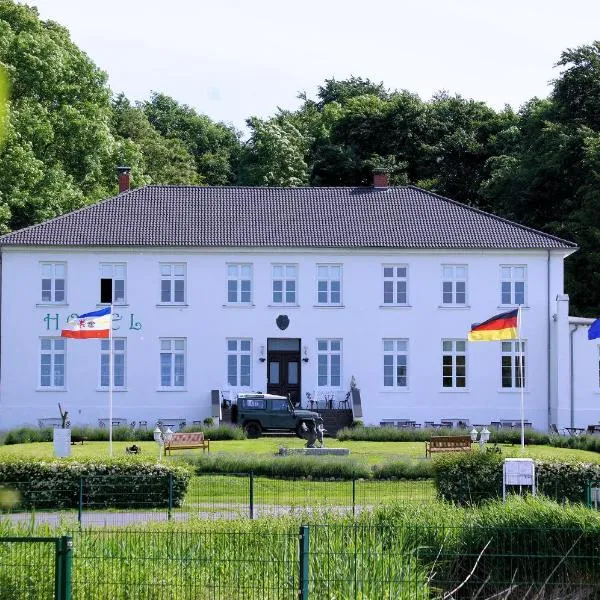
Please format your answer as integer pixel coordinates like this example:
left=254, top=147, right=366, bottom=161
left=2, top=525, right=600, bottom=599
left=0, top=536, right=72, bottom=600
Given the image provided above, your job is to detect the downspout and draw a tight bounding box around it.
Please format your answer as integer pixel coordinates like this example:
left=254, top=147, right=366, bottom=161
left=547, top=251, right=551, bottom=428
left=569, top=323, right=579, bottom=429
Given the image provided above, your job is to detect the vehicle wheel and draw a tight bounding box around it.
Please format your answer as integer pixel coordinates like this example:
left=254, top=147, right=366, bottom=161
left=244, top=422, right=262, bottom=438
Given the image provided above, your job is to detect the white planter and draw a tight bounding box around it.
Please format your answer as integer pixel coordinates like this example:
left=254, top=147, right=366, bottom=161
left=53, top=428, right=71, bottom=458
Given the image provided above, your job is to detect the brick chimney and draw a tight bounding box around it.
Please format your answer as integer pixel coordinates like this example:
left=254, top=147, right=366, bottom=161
left=117, top=166, right=131, bottom=193
left=372, top=170, right=389, bottom=189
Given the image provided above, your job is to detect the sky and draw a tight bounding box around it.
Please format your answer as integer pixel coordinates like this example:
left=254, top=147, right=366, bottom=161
left=23, top=0, right=600, bottom=133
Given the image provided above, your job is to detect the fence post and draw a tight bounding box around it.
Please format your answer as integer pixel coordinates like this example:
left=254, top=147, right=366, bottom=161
left=586, top=481, right=591, bottom=508
left=249, top=471, right=254, bottom=519
left=352, top=478, right=356, bottom=517
left=78, top=477, right=83, bottom=524
left=55, top=535, right=73, bottom=600
left=299, top=525, right=309, bottom=600
left=168, top=473, right=173, bottom=520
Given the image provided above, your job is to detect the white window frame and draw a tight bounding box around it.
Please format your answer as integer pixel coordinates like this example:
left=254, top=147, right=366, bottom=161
left=382, top=265, right=408, bottom=306
left=41, top=262, right=67, bottom=304
left=227, top=264, right=253, bottom=305
left=160, top=263, right=186, bottom=304
left=227, top=338, right=252, bottom=387
left=159, top=338, right=186, bottom=388
left=441, top=265, right=467, bottom=306
left=383, top=339, right=408, bottom=389
left=317, top=339, right=342, bottom=387
left=442, top=339, right=467, bottom=389
left=272, top=264, right=298, bottom=305
left=316, top=264, right=342, bottom=306
left=500, top=265, right=526, bottom=306
left=501, top=340, right=526, bottom=389
left=100, top=263, right=127, bottom=304
left=100, top=338, right=126, bottom=389
left=39, top=338, right=66, bottom=389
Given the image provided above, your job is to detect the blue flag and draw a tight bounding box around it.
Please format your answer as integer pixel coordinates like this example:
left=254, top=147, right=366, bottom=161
left=588, top=318, right=600, bottom=340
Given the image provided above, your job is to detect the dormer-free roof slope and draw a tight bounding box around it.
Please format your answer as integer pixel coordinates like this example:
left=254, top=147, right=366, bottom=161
left=0, top=185, right=577, bottom=249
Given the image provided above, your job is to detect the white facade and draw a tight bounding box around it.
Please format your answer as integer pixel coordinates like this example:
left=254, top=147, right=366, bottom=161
left=0, top=244, right=576, bottom=430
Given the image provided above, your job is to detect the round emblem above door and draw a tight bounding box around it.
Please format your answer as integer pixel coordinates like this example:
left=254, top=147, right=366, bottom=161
left=276, top=315, right=290, bottom=330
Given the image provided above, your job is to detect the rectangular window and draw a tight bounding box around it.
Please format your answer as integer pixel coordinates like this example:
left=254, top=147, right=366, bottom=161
left=501, top=266, right=526, bottom=306
left=272, top=264, right=297, bottom=304
left=383, top=265, right=408, bottom=305
left=41, top=262, right=66, bottom=303
left=317, top=339, right=342, bottom=387
left=40, top=338, right=65, bottom=388
left=227, top=264, right=252, bottom=304
left=100, top=338, right=126, bottom=388
left=442, top=265, right=467, bottom=305
left=442, top=339, right=467, bottom=388
left=100, top=263, right=126, bottom=304
left=501, top=340, right=526, bottom=388
left=160, top=263, right=186, bottom=304
left=160, top=338, right=186, bottom=387
left=227, top=339, right=251, bottom=387
left=317, top=265, right=342, bottom=305
left=383, top=339, right=408, bottom=388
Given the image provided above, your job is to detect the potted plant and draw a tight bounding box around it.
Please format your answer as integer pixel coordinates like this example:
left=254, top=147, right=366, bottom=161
left=53, top=402, right=71, bottom=457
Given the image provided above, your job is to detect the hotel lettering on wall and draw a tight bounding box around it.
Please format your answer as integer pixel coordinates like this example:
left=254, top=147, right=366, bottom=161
left=44, top=313, right=143, bottom=331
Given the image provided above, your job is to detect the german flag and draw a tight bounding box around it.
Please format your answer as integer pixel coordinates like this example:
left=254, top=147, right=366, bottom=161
left=468, top=309, right=519, bottom=341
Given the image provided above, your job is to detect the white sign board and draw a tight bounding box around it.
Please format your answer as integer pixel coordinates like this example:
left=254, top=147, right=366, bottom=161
left=503, top=458, right=536, bottom=499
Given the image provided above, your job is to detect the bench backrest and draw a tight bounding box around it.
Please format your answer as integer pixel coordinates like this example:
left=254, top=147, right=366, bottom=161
left=429, top=435, right=471, bottom=446
left=169, top=432, right=204, bottom=444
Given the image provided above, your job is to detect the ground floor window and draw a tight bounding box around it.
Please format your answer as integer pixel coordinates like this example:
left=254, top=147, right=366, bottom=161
left=160, top=338, right=186, bottom=387
left=442, top=339, right=466, bottom=388
left=100, top=338, right=126, bottom=388
left=383, top=339, right=408, bottom=388
left=40, top=338, right=65, bottom=388
left=317, top=339, right=341, bottom=387
left=227, top=339, right=251, bottom=387
left=501, top=340, right=526, bottom=388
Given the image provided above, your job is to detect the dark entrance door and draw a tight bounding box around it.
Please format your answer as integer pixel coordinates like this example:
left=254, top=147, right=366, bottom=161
left=267, top=338, right=301, bottom=407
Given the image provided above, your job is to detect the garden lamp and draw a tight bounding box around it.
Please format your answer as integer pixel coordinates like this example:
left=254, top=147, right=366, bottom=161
left=153, top=425, right=164, bottom=461
left=481, top=427, right=491, bottom=445
left=470, top=427, right=478, bottom=443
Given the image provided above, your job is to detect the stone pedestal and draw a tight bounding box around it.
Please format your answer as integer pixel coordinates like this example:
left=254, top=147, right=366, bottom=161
left=53, top=428, right=71, bottom=458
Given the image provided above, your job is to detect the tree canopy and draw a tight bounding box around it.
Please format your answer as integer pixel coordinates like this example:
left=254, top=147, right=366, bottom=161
left=1, top=1, right=600, bottom=314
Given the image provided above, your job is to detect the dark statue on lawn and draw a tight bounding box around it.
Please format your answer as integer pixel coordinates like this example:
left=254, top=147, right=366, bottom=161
left=299, top=421, right=326, bottom=448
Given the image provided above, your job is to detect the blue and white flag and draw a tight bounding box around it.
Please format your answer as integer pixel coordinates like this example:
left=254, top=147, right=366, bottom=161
left=588, top=318, right=600, bottom=340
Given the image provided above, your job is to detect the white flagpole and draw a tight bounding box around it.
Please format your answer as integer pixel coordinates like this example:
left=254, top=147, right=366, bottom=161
left=109, top=304, right=113, bottom=457
left=518, top=305, right=525, bottom=451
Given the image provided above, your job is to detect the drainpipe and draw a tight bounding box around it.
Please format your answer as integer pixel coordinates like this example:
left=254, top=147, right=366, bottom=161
left=547, top=251, right=551, bottom=428
left=569, top=323, right=578, bottom=429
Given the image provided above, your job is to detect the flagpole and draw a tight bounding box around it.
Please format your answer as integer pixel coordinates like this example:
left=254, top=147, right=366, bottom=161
left=518, top=305, right=525, bottom=452
left=109, top=304, right=113, bottom=457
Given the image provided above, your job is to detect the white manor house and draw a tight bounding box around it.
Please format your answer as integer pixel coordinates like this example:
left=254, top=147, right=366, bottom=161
left=0, top=171, right=598, bottom=432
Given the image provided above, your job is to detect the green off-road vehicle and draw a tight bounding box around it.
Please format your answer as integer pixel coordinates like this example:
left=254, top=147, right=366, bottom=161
left=234, top=393, right=323, bottom=438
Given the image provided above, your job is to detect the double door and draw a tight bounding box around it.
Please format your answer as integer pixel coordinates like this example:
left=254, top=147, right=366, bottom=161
left=266, top=338, right=301, bottom=407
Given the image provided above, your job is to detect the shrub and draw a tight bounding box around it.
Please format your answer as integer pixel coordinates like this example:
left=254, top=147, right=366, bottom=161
left=372, top=459, right=433, bottom=480
left=0, top=458, right=191, bottom=509
left=181, top=424, right=245, bottom=440
left=3, top=427, right=54, bottom=444
left=431, top=451, right=504, bottom=504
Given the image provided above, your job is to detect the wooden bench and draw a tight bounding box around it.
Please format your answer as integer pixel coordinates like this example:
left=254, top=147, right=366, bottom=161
left=425, top=435, right=472, bottom=458
left=164, top=432, right=210, bottom=455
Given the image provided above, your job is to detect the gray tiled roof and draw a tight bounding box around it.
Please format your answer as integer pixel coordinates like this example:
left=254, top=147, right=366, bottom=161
left=0, top=185, right=577, bottom=249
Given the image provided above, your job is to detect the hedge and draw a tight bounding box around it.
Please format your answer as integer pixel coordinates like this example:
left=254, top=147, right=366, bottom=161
left=431, top=452, right=600, bottom=505
left=0, top=458, right=191, bottom=509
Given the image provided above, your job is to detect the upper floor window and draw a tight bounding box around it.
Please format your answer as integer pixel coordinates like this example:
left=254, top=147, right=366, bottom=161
left=40, top=338, right=65, bottom=388
left=317, top=339, right=341, bottom=387
left=160, top=338, right=186, bottom=388
left=501, top=340, right=526, bottom=388
left=272, top=264, right=297, bottom=305
left=442, top=339, right=467, bottom=388
left=501, top=266, right=526, bottom=306
left=442, top=265, right=467, bottom=305
left=317, top=265, right=342, bottom=305
left=383, top=339, right=408, bottom=388
left=383, top=265, right=408, bottom=305
left=160, top=263, right=186, bottom=304
left=227, top=339, right=251, bottom=387
left=227, top=264, right=252, bottom=304
left=100, top=338, right=126, bottom=388
left=100, top=263, right=126, bottom=304
left=41, top=262, right=66, bottom=303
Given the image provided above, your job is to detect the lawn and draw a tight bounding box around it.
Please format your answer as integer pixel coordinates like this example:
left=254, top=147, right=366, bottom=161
left=1, top=436, right=600, bottom=465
